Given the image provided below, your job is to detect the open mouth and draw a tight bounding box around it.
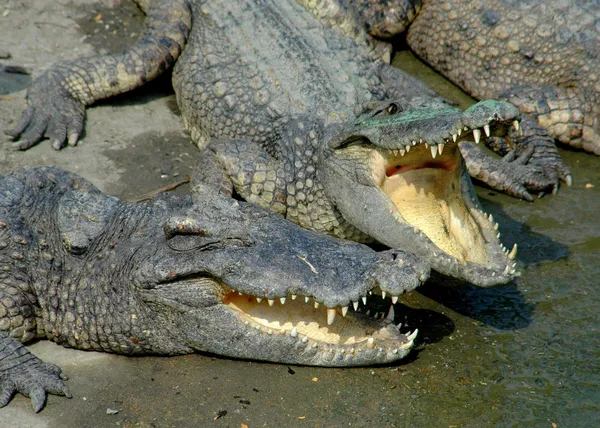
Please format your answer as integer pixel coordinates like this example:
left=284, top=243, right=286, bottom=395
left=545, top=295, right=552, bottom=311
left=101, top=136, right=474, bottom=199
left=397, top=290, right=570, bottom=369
left=326, top=102, right=521, bottom=286
left=222, top=286, right=417, bottom=355
left=377, top=138, right=490, bottom=264
left=370, top=126, right=518, bottom=271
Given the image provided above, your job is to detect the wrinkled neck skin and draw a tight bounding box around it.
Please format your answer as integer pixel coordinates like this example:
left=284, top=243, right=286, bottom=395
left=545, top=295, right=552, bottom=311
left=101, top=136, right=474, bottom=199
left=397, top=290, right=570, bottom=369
left=22, top=188, right=193, bottom=355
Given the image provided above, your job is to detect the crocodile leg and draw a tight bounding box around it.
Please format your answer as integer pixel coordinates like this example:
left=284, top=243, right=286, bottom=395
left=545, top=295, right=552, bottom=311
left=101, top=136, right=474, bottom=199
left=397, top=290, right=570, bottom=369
left=5, top=0, right=191, bottom=150
left=195, top=139, right=289, bottom=217
left=500, top=84, right=599, bottom=156
left=0, top=283, right=71, bottom=413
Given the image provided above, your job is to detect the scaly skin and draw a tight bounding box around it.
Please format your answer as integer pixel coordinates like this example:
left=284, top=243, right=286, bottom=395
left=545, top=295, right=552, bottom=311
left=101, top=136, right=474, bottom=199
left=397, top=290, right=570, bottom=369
left=5, top=1, right=523, bottom=287
left=0, top=166, right=427, bottom=412
left=407, top=0, right=600, bottom=156
left=352, top=0, right=597, bottom=186
left=4, top=0, right=563, bottom=199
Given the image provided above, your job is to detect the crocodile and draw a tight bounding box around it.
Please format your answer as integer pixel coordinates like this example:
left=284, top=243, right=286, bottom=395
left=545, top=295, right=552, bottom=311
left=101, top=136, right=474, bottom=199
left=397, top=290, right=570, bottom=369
left=355, top=0, right=600, bottom=158
left=4, top=1, right=526, bottom=286
left=0, top=166, right=428, bottom=412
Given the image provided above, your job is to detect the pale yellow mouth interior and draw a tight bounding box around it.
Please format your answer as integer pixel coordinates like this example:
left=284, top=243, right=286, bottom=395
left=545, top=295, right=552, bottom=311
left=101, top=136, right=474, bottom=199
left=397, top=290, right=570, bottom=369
left=225, top=293, right=393, bottom=345
left=376, top=144, right=490, bottom=264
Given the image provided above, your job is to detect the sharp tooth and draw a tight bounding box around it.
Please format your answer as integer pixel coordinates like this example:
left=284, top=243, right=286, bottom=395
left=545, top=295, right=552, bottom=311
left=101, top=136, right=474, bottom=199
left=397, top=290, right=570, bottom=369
left=497, top=232, right=501, bottom=239
left=457, top=128, right=462, bottom=136
left=489, top=214, right=494, bottom=223
left=406, top=329, right=419, bottom=341
left=412, top=140, right=417, bottom=146
left=396, top=322, right=402, bottom=330
left=367, top=337, right=375, bottom=348
left=503, top=265, right=510, bottom=275
left=400, top=339, right=413, bottom=350
left=268, top=299, right=274, bottom=306
left=452, top=133, right=457, bottom=142
left=399, top=149, right=406, bottom=156
left=327, top=308, right=336, bottom=325
left=494, top=223, right=499, bottom=230
left=430, top=145, right=437, bottom=158
left=301, top=336, right=308, bottom=343
left=392, top=295, right=399, bottom=304
left=280, top=297, right=286, bottom=305
left=405, top=145, right=411, bottom=152
left=305, top=296, right=310, bottom=303
left=314, top=301, right=320, bottom=309
left=386, top=305, right=395, bottom=321
left=238, top=291, right=243, bottom=295
left=566, top=175, right=573, bottom=187
left=508, top=243, right=518, bottom=260
left=484, top=124, right=490, bottom=137
left=473, top=129, right=481, bottom=144
left=290, top=327, right=298, bottom=337
left=365, top=310, right=371, bottom=317
left=342, top=306, right=349, bottom=316
left=438, top=143, right=445, bottom=155
left=381, top=291, right=386, bottom=299
left=392, top=348, right=398, bottom=354
left=353, top=300, right=359, bottom=311
left=361, top=296, right=367, bottom=305
left=256, top=297, right=262, bottom=303
left=291, top=294, right=297, bottom=300
left=513, top=120, right=520, bottom=131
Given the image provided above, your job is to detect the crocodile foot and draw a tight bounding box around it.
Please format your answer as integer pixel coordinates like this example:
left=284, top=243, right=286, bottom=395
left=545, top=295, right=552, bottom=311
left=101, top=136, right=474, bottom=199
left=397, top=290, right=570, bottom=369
left=459, top=140, right=570, bottom=201
left=4, top=67, right=86, bottom=150
left=0, top=336, right=71, bottom=412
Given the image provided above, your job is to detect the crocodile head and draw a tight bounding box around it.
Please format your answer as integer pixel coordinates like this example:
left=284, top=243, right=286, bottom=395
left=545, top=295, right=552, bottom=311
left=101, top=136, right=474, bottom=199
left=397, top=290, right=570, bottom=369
left=319, top=97, right=521, bottom=287
left=136, top=190, right=429, bottom=366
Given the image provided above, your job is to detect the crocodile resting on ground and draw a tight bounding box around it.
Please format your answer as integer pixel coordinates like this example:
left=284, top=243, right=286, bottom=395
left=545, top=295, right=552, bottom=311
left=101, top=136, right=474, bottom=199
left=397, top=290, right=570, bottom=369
left=5, top=0, right=529, bottom=286
left=357, top=0, right=600, bottom=157
left=0, top=166, right=428, bottom=411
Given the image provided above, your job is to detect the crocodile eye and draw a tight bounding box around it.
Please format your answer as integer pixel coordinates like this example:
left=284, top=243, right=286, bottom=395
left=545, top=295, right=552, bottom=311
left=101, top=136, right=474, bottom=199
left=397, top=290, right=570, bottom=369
left=386, top=103, right=399, bottom=114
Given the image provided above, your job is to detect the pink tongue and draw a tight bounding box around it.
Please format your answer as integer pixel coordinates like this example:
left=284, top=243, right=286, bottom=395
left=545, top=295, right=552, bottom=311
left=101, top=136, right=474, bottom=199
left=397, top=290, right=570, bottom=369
left=385, top=160, right=456, bottom=177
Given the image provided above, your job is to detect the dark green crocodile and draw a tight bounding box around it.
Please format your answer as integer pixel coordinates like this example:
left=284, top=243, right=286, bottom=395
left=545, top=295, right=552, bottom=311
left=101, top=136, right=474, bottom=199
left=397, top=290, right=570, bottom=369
left=5, top=0, right=529, bottom=287
left=357, top=0, right=599, bottom=158
left=0, top=166, right=428, bottom=412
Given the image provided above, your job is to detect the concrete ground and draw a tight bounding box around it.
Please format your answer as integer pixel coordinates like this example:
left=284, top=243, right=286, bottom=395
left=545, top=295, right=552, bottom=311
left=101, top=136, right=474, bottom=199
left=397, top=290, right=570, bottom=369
left=1, top=1, right=597, bottom=427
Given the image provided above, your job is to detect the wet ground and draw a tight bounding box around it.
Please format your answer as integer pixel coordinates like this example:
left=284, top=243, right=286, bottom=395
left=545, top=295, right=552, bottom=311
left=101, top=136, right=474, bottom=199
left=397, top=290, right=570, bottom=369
left=0, top=1, right=598, bottom=427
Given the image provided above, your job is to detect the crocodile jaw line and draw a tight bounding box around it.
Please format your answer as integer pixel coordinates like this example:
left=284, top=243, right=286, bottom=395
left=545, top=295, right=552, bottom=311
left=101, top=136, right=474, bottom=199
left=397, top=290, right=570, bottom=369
left=375, top=143, right=490, bottom=264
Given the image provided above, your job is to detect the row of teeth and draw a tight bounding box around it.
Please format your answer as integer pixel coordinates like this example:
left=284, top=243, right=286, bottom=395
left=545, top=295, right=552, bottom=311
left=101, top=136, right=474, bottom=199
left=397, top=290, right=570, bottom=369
left=388, top=120, right=521, bottom=160
left=243, top=291, right=405, bottom=326
left=243, top=311, right=419, bottom=353
left=483, top=212, right=519, bottom=276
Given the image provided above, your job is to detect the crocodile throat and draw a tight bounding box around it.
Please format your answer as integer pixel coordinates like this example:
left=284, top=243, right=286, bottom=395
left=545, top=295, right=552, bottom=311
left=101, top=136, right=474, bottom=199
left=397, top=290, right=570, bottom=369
left=377, top=142, right=489, bottom=264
